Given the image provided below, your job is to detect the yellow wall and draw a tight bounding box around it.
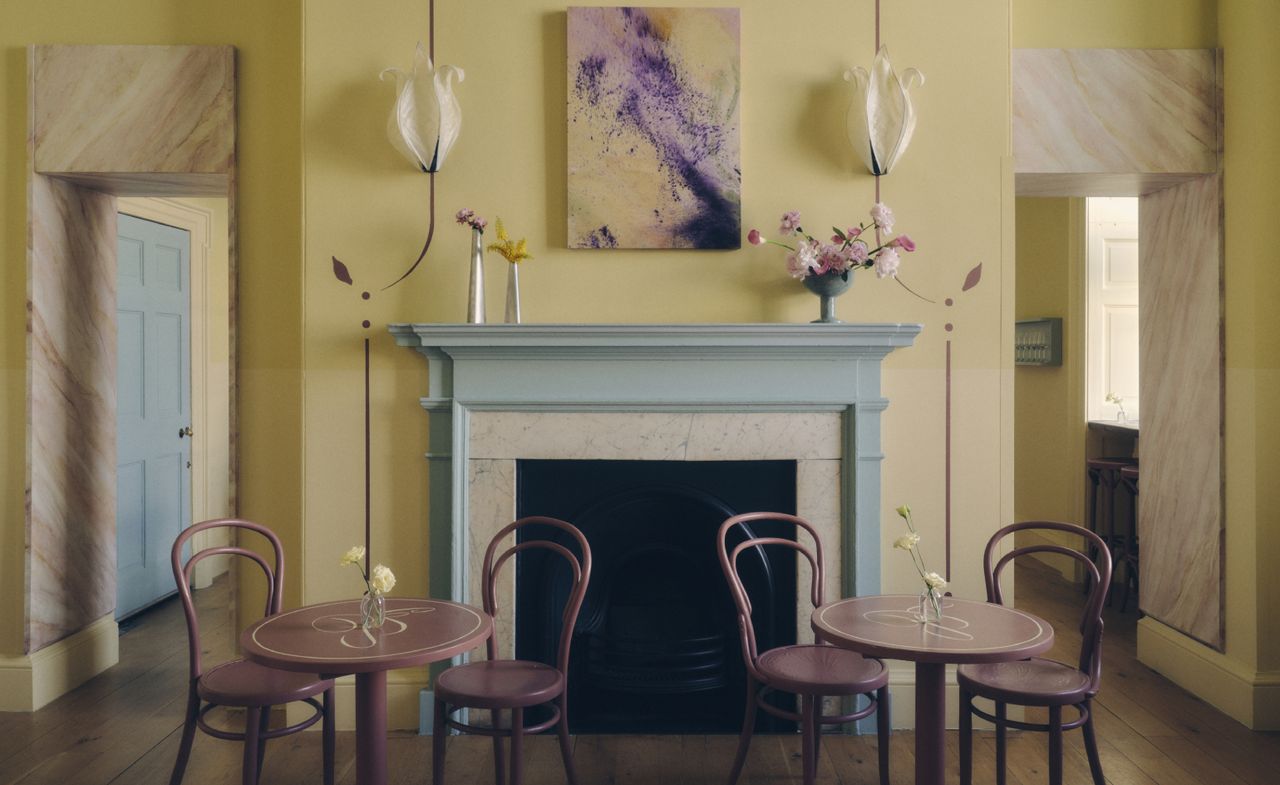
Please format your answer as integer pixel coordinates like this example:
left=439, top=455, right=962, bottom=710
left=1014, top=198, right=1084, bottom=565
left=1220, top=0, right=1280, bottom=679
left=299, top=0, right=1013, bottom=621
left=0, top=0, right=304, bottom=655
left=1014, top=0, right=1218, bottom=48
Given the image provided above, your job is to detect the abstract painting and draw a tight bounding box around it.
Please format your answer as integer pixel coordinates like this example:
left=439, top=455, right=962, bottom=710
left=567, top=7, right=741, bottom=249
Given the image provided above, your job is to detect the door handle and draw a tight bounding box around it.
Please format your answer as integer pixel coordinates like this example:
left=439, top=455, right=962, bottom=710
left=179, top=426, right=193, bottom=438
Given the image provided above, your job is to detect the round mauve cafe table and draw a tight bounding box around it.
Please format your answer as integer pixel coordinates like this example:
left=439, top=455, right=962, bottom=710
left=241, top=597, right=492, bottom=785
left=813, top=595, right=1053, bottom=785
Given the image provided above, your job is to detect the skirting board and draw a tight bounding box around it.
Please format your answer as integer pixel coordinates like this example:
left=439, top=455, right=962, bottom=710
left=286, top=669, right=428, bottom=731
left=0, top=614, right=119, bottom=711
left=1138, top=616, right=1280, bottom=729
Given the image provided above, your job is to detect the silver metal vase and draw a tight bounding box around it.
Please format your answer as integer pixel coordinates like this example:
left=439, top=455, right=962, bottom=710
left=505, top=263, right=522, bottom=324
left=467, top=228, right=485, bottom=324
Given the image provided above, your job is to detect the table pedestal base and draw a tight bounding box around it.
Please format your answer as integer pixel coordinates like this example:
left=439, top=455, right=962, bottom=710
left=915, top=662, right=946, bottom=785
left=356, top=670, right=388, bottom=785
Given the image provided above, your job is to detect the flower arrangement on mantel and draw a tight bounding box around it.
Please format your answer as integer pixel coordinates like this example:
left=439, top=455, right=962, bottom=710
left=341, top=545, right=396, bottom=629
left=892, top=505, right=947, bottom=622
left=748, top=203, right=915, bottom=281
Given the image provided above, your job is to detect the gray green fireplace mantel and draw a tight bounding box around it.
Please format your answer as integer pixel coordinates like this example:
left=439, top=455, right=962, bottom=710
left=388, top=323, right=921, bottom=602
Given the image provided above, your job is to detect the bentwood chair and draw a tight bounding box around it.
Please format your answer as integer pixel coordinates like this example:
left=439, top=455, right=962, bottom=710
left=718, top=513, right=890, bottom=785
left=170, top=519, right=335, bottom=785
left=958, top=520, right=1113, bottom=785
left=433, top=516, right=592, bottom=785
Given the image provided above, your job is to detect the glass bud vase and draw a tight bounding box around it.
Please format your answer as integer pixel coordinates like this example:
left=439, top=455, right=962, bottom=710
left=917, top=588, right=942, bottom=624
left=360, top=591, right=386, bottom=630
left=505, top=262, right=522, bottom=324
left=467, top=228, right=486, bottom=324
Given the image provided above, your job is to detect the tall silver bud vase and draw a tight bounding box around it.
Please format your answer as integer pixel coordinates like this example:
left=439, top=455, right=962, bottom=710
left=467, top=227, right=486, bottom=323
left=505, top=263, right=522, bottom=324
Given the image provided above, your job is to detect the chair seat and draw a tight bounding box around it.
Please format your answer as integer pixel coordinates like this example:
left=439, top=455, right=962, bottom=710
left=197, top=658, right=333, bottom=707
left=757, top=644, right=887, bottom=695
left=436, top=660, right=565, bottom=709
left=958, top=657, right=1091, bottom=706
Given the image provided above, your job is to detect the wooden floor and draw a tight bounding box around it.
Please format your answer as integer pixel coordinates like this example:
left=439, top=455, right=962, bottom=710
left=3, top=565, right=1277, bottom=785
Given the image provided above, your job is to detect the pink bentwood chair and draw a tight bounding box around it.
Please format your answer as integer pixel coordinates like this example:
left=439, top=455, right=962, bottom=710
left=958, top=520, right=1113, bottom=785
left=432, top=516, right=592, bottom=785
left=170, top=519, right=335, bottom=785
left=718, top=513, right=891, bottom=785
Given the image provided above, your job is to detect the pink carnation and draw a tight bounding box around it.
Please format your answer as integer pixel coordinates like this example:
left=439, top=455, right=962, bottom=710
left=874, top=247, right=901, bottom=279
left=817, top=243, right=852, bottom=275
left=889, top=234, right=916, bottom=252
left=779, top=210, right=802, bottom=236
left=747, top=229, right=764, bottom=246
left=847, top=241, right=870, bottom=264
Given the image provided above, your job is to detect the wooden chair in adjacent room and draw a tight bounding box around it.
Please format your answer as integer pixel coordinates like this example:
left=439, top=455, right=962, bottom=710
left=958, top=520, right=1113, bottom=785
left=717, top=512, right=891, bottom=785
left=432, top=516, right=593, bottom=785
left=170, top=518, right=335, bottom=785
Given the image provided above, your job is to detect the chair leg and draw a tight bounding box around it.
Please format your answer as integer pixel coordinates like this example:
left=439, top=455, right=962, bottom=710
left=432, top=698, right=448, bottom=785
left=323, top=689, right=336, bottom=785
left=726, top=678, right=758, bottom=785
left=875, top=687, right=890, bottom=785
left=995, top=702, right=1007, bottom=785
left=255, top=706, right=271, bottom=781
left=1081, top=700, right=1106, bottom=785
left=509, top=707, right=524, bottom=785
left=556, top=697, right=580, bottom=785
left=1049, top=705, right=1063, bottom=785
left=811, top=695, right=822, bottom=763
left=958, top=686, right=972, bottom=785
left=801, top=694, right=816, bottom=785
left=242, top=705, right=262, bottom=785
left=493, top=710, right=507, bottom=785
left=169, top=684, right=200, bottom=785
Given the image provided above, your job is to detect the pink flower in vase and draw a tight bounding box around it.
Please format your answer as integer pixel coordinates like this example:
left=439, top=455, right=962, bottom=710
left=747, top=229, right=764, bottom=246
left=779, top=211, right=802, bottom=235
left=889, top=233, right=917, bottom=252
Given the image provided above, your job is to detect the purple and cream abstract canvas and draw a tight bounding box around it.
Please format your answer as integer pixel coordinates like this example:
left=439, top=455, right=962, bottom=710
left=568, top=7, right=740, bottom=249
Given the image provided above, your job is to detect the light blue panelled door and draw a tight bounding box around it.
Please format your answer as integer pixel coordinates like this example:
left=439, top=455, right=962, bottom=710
left=116, top=213, right=192, bottom=619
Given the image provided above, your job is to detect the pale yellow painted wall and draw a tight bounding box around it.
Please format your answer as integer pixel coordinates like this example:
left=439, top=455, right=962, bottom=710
left=1220, top=0, right=1280, bottom=676
left=0, top=0, right=304, bottom=655
left=300, top=0, right=1014, bottom=614
left=1013, top=0, right=1218, bottom=48
left=1014, top=198, right=1084, bottom=555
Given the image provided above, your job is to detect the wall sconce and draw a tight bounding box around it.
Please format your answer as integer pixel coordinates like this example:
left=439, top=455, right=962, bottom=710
left=844, top=46, right=924, bottom=176
left=380, top=42, right=465, bottom=173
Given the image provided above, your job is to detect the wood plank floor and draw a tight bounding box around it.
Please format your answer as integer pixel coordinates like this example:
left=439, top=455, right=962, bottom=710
left=2, top=564, right=1276, bottom=784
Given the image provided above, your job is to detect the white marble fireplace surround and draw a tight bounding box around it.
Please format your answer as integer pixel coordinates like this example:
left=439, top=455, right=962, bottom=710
left=389, top=324, right=920, bottom=659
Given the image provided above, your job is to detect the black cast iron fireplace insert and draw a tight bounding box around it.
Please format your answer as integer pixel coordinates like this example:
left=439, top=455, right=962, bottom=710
left=515, top=459, right=798, bottom=734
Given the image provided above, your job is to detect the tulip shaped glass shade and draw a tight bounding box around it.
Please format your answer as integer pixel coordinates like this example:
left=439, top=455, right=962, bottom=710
left=845, top=46, right=924, bottom=176
left=380, top=42, right=464, bottom=173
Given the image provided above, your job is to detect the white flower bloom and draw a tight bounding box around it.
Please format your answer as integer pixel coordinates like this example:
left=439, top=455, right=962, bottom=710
left=923, top=571, right=948, bottom=590
left=369, top=564, right=396, bottom=595
left=340, top=545, right=366, bottom=567
left=844, top=47, right=924, bottom=176
left=380, top=42, right=465, bottom=172
left=893, top=532, right=921, bottom=551
left=874, top=247, right=901, bottom=279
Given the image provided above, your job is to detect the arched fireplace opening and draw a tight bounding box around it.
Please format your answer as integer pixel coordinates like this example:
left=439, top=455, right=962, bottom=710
left=516, top=459, right=798, bottom=733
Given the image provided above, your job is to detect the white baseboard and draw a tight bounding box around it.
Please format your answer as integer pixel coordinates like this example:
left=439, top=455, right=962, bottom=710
left=1137, top=616, right=1280, bottom=730
left=0, top=615, right=119, bottom=711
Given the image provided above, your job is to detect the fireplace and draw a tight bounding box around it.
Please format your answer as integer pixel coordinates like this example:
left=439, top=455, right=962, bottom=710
left=515, top=460, right=797, bottom=733
left=390, top=323, right=919, bottom=732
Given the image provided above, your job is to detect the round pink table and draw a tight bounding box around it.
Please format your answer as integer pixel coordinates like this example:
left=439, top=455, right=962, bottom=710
left=241, top=597, right=492, bottom=785
left=812, top=595, right=1053, bottom=785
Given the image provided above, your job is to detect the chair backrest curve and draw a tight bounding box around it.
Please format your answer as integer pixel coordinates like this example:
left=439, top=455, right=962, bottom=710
left=481, top=516, right=592, bottom=677
left=171, top=518, right=285, bottom=681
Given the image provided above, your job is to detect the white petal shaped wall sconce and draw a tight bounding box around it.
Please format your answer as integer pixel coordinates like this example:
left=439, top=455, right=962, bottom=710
left=844, top=46, right=924, bottom=176
left=380, top=42, right=465, bottom=172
